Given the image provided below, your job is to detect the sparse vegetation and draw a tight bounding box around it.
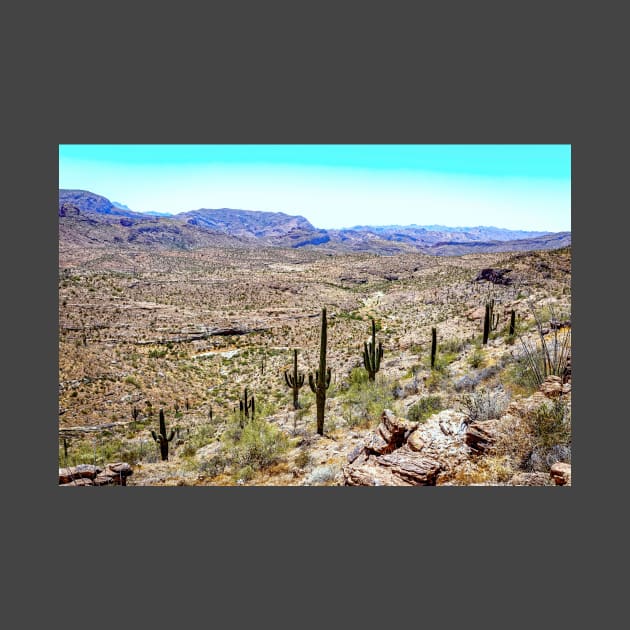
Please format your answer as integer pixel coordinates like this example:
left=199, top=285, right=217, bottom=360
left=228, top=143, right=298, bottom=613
left=58, top=205, right=571, bottom=486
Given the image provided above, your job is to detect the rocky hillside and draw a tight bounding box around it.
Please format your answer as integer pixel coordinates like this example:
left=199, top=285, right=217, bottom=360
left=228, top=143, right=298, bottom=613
left=59, top=189, right=571, bottom=255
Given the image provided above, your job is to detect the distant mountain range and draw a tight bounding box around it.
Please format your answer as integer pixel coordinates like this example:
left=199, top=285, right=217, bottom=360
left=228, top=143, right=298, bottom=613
left=59, top=189, right=571, bottom=255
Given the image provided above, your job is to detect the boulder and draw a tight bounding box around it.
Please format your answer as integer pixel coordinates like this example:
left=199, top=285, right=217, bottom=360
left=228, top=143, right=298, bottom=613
left=550, top=462, right=572, bottom=486
left=59, top=464, right=101, bottom=484
left=407, top=431, right=426, bottom=452
left=540, top=375, right=563, bottom=398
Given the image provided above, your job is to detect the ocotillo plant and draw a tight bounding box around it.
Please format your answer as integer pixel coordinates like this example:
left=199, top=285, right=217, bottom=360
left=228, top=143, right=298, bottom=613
left=309, top=307, right=332, bottom=435
left=239, top=387, right=255, bottom=425
left=151, top=408, right=175, bottom=461
left=363, top=318, right=383, bottom=381
left=284, top=348, right=305, bottom=409
left=431, top=327, right=437, bottom=369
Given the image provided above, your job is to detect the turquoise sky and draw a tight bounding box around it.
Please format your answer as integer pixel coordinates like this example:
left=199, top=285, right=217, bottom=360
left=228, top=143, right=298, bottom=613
left=58, top=145, right=571, bottom=231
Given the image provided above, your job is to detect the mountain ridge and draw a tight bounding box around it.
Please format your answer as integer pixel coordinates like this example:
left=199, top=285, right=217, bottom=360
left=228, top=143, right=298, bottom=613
left=58, top=189, right=571, bottom=255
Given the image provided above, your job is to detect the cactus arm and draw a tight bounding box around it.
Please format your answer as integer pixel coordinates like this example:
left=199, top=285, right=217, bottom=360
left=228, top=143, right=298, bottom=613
left=150, top=430, right=158, bottom=442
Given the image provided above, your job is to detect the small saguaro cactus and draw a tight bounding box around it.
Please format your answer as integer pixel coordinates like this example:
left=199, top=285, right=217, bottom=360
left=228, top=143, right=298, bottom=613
left=284, top=349, right=305, bottom=410
left=483, top=299, right=500, bottom=345
left=363, top=318, right=384, bottom=381
left=208, top=406, right=213, bottom=422
left=309, top=307, right=332, bottom=436
left=431, top=327, right=437, bottom=369
left=151, top=408, right=175, bottom=461
left=239, top=387, right=255, bottom=425
left=507, top=308, right=516, bottom=343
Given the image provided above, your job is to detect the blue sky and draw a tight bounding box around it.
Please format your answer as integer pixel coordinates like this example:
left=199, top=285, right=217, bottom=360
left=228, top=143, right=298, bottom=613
left=58, top=145, right=571, bottom=231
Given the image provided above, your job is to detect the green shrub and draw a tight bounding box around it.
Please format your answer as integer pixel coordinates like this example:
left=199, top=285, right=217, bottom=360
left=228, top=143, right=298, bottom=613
left=341, top=368, right=396, bottom=428
left=468, top=348, right=486, bottom=369
left=528, top=399, right=571, bottom=449
left=407, top=395, right=444, bottom=423
left=223, top=418, right=289, bottom=471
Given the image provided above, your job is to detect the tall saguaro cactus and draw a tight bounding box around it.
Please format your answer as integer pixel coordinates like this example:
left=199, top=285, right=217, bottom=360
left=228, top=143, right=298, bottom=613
left=309, top=307, right=332, bottom=435
left=431, top=327, right=437, bottom=369
left=284, top=349, right=305, bottom=409
left=363, top=318, right=383, bottom=381
left=151, top=408, right=175, bottom=461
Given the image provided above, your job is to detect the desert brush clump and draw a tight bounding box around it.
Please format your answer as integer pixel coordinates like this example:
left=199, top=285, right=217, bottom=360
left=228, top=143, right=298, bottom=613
left=340, top=367, right=398, bottom=428
left=458, top=387, right=510, bottom=427
left=407, top=395, right=444, bottom=423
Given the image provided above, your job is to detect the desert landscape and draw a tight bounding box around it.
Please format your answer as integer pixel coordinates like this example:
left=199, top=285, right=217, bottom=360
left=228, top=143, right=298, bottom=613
left=58, top=187, right=571, bottom=487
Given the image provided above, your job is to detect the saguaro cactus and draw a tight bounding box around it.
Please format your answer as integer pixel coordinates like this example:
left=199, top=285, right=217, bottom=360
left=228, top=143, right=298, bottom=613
left=508, top=309, right=516, bottom=342
left=309, top=307, right=332, bottom=435
left=284, top=349, right=305, bottom=409
left=431, top=327, right=437, bottom=369
left=363, top=318, right=383, bottom=381
left=239, top=387, right=255, bottom=425
left=151, top=408, right=175, bottom=461
left=482, top=299, right=499, bottom=345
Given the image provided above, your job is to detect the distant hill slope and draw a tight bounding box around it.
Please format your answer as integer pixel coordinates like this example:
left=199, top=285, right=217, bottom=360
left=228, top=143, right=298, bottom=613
left=58, top=189, right=571, bottom=255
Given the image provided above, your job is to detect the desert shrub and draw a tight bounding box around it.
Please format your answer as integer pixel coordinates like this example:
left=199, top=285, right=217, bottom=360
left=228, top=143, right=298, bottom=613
left=304, top=464, right=340, bottom=486
left=448, top=456, right=514, bottom=485
left=294, top=448, right=312, bottom=469
left=124, top=375, right=142, bottom=388
left=467, top=347, right=485, bottom=369
left=407, top=395, right=444, bottom=423
left=440, top=337, right=466, bottom=354
left=341, top=368, right=396, bottom=428
left=527, top=399, right=571, bottom=450
left=459, top=387, right=509, bottom=425
left=225, top=419, right=289, bottom=471
left=148, top=348, right=168, bottom=359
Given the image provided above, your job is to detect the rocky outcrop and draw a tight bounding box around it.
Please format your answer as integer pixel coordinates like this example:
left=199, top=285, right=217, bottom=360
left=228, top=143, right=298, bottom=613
left=59, top=462, right=133, bottom=486
left=343, top=410, right=443, bottom=485
left=474, top=268, right=512, bottom=285
left=464, top=418, right=501, bottom=454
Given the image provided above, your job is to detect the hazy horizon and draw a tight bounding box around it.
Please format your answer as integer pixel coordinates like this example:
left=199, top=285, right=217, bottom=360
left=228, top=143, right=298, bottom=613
left=59, top=145, right=571, bottom=232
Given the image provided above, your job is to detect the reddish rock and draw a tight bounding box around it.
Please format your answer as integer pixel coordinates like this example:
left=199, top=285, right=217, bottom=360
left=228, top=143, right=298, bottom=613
left=464, top=421, right=498, bottom=454
left=550, top=462, right=571, bottom=486
left=60, top=478, right=94, bottom=487
left=59, top=464, right=101, bottom=484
